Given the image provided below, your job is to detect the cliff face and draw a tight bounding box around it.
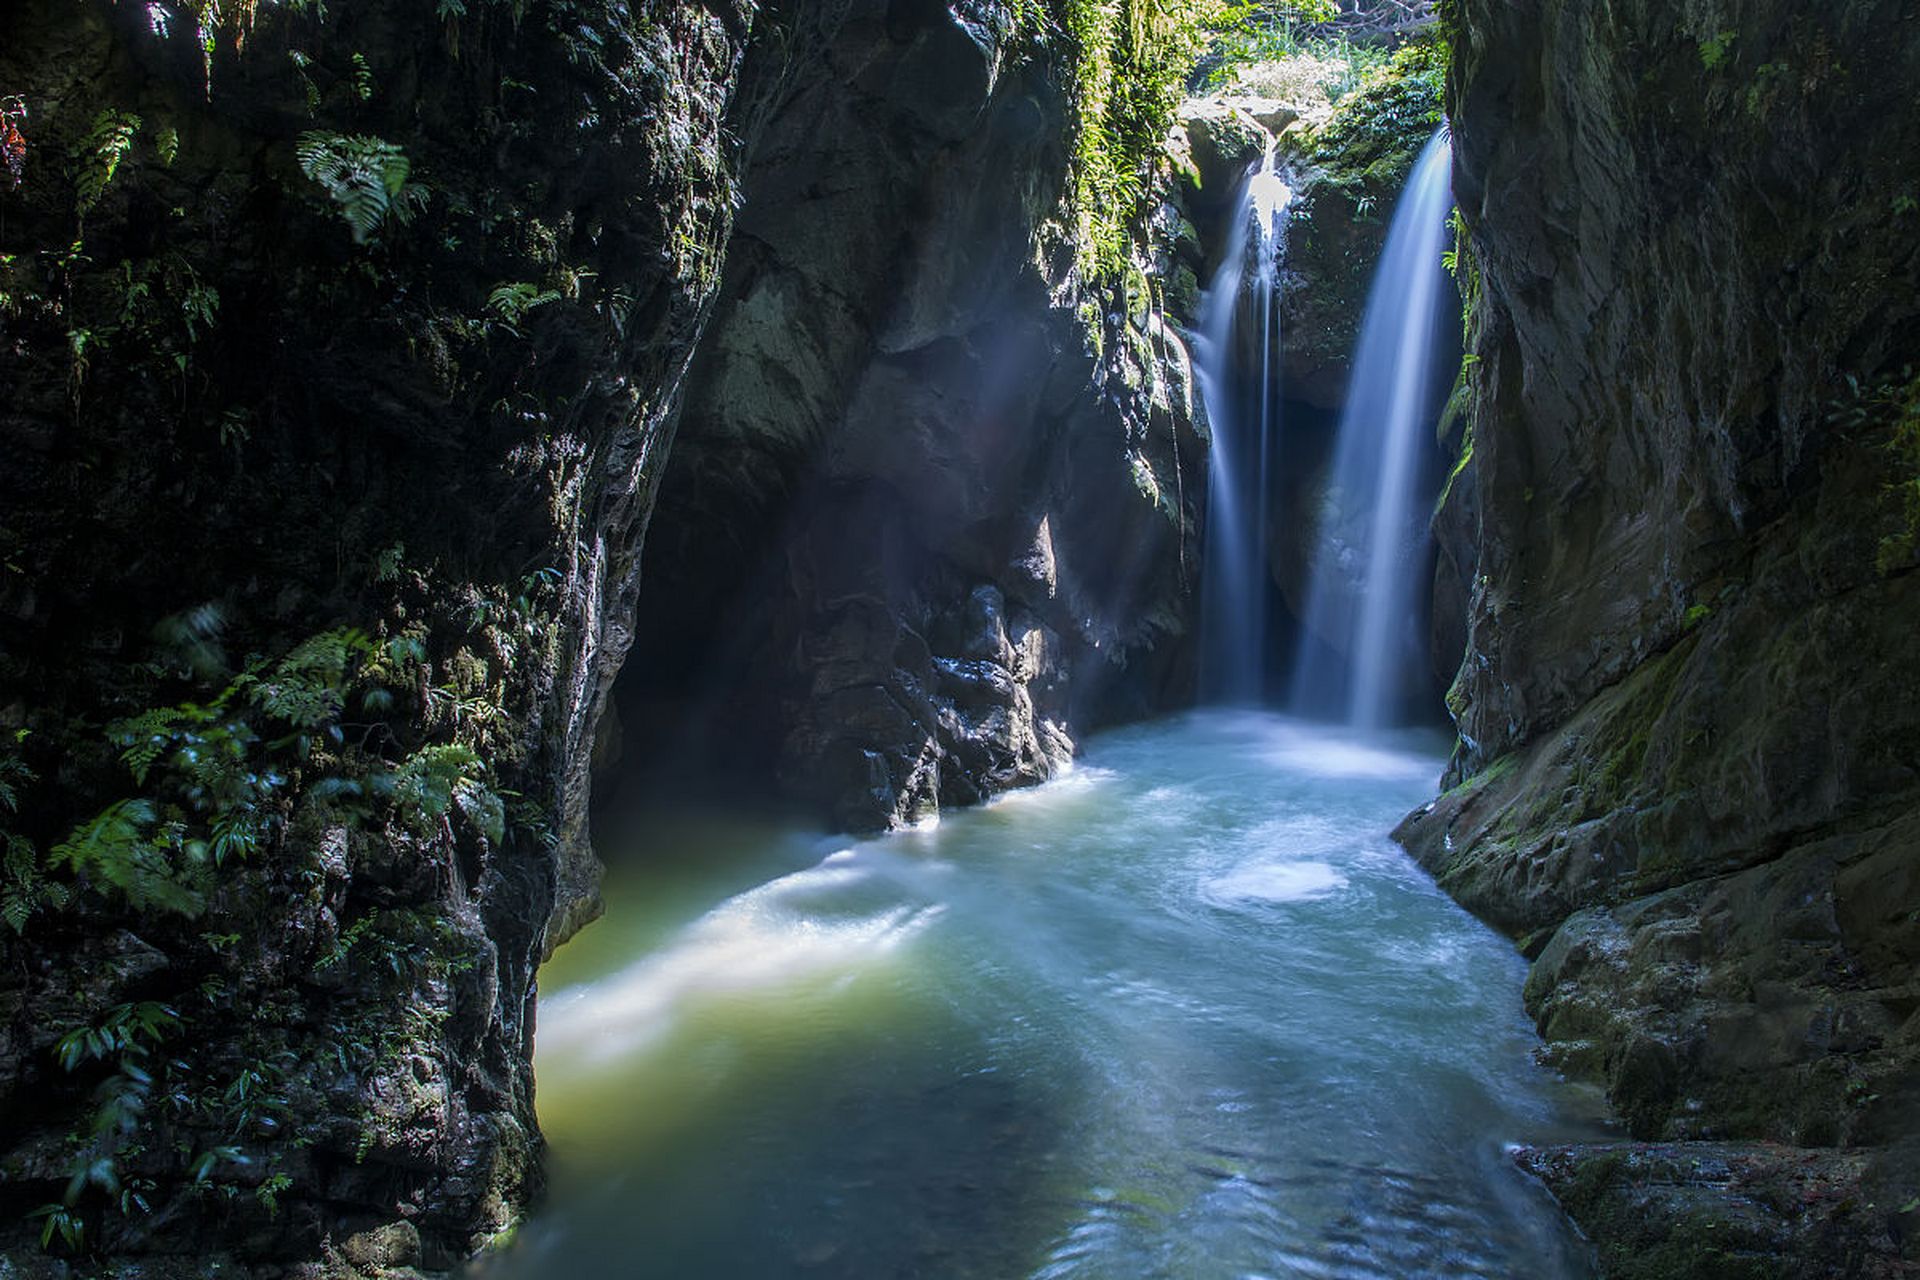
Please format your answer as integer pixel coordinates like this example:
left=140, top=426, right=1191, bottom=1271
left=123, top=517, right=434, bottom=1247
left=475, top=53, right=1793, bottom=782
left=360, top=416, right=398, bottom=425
left=0, top=0, right=1203, bottom=1269
left=619, top=2, right=1203, bottom=833
left=0, top=0, right=751, bottom=1267
left=1402, top=0, right=1920, bottom=1269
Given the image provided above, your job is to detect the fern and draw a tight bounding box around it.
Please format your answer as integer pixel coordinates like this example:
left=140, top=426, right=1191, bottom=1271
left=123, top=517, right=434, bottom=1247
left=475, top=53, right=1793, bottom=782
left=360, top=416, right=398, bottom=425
left=3, top=832, right=68, bottom=932
left=0, top=743, right=31, bottom=814
left=485, top=281, right=560, bottom=328
left=0, top=740, right=62, bottom=932
left=387, top=743, right=492, bottom=835
left=250, top=627, right=372, bottom=729
left=295, top=132, right=423, bottom=244
left=112, top=706, right=192, bottom=785
left=76, top=110, right=141, bottom=218
left=48, top=799, right=204, bottom=917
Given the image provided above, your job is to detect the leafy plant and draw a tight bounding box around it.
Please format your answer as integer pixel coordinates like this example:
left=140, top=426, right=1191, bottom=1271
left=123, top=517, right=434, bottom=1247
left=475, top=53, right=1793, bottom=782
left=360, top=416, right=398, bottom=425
left=1033, top=0, right=1333, bottom=281
left=1, top=735, right=68, bottom=932
left=295, top=132, right=426, bottom=244
left=486, top=281, right=561, bottom=328
left=49, top=800, right=206, bottom=917
left=1698, top=29, right=1736, bottom=72
left=33, top=1003, right=182, bottom=1252
left=75, top=110, right=141, bottom=218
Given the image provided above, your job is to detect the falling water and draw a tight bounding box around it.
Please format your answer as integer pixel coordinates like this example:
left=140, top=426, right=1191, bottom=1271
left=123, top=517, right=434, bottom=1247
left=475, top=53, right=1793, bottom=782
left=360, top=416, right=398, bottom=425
left=1290, top=130, right=1454, bottom=729
left=1195, top=149, right=1293, bottom=704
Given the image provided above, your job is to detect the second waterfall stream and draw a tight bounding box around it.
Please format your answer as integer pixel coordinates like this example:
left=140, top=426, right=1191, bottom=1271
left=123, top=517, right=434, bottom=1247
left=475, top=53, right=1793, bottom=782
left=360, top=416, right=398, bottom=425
left=1291, top=129, right=1456, bottom=729
left=1195, top=147, right=1294, bottom=705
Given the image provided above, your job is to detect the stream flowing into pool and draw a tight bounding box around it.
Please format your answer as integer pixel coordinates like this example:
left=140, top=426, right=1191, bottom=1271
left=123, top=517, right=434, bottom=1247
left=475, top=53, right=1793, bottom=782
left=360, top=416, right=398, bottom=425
left=486, top=712, right=1606, bottom=1279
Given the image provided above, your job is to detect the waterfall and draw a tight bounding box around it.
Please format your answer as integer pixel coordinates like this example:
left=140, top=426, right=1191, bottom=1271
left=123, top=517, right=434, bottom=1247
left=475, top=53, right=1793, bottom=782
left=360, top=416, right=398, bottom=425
left=1289, top=129, right=1454, bottom=730
left=1195, top=148, right=1294, bottom=704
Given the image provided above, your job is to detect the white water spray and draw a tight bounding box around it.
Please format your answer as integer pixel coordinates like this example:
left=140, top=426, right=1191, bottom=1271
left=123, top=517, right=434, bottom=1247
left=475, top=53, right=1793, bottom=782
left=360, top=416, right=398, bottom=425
left=1290, top=130, right=1454, bottom=729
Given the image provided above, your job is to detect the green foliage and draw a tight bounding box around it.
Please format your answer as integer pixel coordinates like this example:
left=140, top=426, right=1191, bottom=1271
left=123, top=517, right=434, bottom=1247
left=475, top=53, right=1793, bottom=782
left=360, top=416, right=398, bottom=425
left=33, top=1003, right=183, bottom=1253
left=1037, top=0, right=1329, bottom=281
left=49, top=800, right=206, bottom=917
left=246, top=628, right=374, bottom=731
left=54, top=1002, right=180, bottom=1073
left=388, top=742, right=496, bottom=839
left=1434, top=205, right=1481, bottom=516
left=486, top=281, right=561, bottom=329
left=1, top=735, right=69, bottom=932
left=75, top=111, right=141, bottom=219
left=1307, top=36, right=1446, bottom=172
left=349, top=52, right=377, bottom=102
left=11, top=621, right=514, bottom=933
left=1698, top=29, right=1737, bottom=72
left=295, top=132, right=425, bottom=244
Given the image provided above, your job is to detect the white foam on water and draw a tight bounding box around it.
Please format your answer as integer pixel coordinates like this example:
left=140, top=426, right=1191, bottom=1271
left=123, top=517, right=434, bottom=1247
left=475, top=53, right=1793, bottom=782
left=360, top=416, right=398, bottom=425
left=1206, top=860, right=1347, bottom=905
left=539, top=860, right=940, bottom=1068
left=983, top=763, right=1117, bottom=811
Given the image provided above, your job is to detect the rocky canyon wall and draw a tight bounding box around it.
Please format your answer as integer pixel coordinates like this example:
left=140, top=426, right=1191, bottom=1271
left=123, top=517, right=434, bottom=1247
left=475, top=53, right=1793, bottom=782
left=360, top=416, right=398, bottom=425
left=619, top=0, right=1205, bottom=834
left=0, top=0, right=1206, bottom=1270
left=1402, top=0, right=1920, bottom=1270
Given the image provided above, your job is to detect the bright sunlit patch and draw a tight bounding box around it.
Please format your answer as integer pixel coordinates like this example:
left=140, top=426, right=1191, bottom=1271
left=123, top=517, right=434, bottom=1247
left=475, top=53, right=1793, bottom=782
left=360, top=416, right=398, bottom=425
left=537, top=860, right=940, bottom=1074
left=1257, top=723, right=1438, bottom=783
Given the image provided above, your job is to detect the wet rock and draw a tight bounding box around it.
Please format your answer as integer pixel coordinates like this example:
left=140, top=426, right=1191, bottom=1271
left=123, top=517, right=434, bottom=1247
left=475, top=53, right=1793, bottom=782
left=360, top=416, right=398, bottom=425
left=339, top=1220, right=423, bottom=1274
left=0, top=0, right=753, bottom=1265
left=1514, top=1142, right=1910, bottom=1280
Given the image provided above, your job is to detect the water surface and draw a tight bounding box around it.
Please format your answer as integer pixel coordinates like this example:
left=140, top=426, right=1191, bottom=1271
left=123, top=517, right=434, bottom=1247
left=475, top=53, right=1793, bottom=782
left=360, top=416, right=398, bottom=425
left=493, top=712, right=1606, bottom=1278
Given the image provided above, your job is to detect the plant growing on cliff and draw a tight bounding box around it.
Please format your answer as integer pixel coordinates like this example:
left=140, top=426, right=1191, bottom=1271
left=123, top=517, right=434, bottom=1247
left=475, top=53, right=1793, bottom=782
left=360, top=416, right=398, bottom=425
left=1306, top=36, right=1445, bottom=172
left=31, top=1002, right=181, bottom=1253
left=0, top=735, right=70, bottom=931
left=74, top=110, right=141, bottom=220
left=295, top=131, right=425, bottom=244
left=15, top=624, right=504, bottom=930
left=1043, top=0, right=1332, bottom=280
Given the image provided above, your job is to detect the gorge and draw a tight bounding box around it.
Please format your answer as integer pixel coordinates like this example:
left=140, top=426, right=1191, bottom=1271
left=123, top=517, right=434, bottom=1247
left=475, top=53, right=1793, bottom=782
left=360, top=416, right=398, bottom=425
left=0, top=0, right=1916, bottom=1277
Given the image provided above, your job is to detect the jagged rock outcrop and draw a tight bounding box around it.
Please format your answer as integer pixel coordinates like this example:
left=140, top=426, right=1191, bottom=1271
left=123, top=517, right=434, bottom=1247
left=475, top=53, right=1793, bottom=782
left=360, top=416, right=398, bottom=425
left=1401, top=0, right=1920, bottom=1271
left=621, top=2, right=1203, bottom=832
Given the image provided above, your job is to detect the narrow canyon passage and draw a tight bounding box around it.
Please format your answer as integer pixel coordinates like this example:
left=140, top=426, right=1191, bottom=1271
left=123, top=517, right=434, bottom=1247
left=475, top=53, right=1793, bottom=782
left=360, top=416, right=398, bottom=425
left=488, top=714, right=1606, bottom=1278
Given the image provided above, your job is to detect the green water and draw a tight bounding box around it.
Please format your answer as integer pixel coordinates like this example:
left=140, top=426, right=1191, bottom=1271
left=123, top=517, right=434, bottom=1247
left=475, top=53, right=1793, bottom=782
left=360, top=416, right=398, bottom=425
left=490, top=711, right=1607, bottom=1278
